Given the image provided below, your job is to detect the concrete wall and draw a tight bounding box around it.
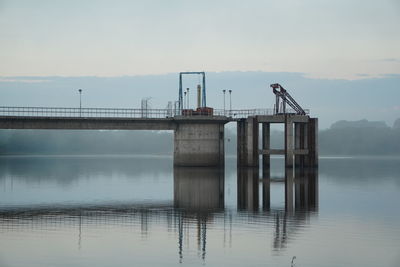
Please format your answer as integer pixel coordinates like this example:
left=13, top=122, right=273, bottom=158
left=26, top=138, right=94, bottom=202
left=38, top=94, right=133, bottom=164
left=0, top=117, right=176, bottom=130
left=237, top=117, right=259, bottom=167
left=174, top=121, right=225, bottom=167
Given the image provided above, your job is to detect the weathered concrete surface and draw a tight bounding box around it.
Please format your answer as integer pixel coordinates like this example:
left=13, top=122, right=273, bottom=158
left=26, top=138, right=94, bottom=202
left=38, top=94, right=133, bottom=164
left=0, top=115, right=229, bottom=167
left=262, top=123, right=270, bottom=172
left=0, top=116, right=177, bottom=130
left=174, top=118, right=227, bottom=167
left=257, top=114, right=309, bottom=123
left=285, top=117, right=294, bottom=168
left=306, top=118, right=318, bottom=168
left=237, top=117, right=259, bottom=167
left=174, top=167, right=224, bottom=211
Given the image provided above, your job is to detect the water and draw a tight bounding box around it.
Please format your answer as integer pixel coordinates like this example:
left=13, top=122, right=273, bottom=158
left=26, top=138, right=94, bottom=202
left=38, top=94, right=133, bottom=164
left=0, top=155, right=399, bottom=267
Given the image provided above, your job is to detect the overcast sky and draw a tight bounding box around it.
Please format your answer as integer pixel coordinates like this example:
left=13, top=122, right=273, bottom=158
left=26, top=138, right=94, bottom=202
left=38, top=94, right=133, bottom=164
left=1, top=0, right=399, bottom=79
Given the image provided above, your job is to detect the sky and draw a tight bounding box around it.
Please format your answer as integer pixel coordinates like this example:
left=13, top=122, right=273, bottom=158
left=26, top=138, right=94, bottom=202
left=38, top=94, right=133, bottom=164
left=0, top=0, right=399, bottom=128
left=0, top=0, right=399, bottom=79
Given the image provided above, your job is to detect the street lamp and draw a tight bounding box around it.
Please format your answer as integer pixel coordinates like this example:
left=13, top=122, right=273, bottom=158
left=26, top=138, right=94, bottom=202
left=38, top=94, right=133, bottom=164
left=222, top=89, right=226, bottom=115
left=229, top=90, right=232, bottom=116
left=184, top=91, right=187, bottom=109
left=78, top=89, right=82, bottom=117
left=186, top=88, right=190, bottom=109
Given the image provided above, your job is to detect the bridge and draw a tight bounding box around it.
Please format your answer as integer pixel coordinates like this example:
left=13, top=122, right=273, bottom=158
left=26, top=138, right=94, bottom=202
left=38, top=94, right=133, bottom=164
left=0, top=76, right=318, bottom=169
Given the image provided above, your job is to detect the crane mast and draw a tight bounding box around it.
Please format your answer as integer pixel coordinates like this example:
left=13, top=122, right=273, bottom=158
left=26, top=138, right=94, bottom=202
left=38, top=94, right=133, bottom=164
left=270, top=83, right=306, bottom=115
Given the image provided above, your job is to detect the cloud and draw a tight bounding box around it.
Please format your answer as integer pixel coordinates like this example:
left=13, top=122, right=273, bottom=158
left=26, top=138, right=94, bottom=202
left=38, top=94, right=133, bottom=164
left=0, top=78, right=51, bottom=83
left=380, top=58, right=400, bottom=63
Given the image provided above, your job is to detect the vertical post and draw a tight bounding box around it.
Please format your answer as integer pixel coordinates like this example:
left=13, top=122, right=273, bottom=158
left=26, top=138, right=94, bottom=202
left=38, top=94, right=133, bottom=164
left=179, top=73, right=183, bottom=111
left=202, top=72, right=206, bottom=107
left=237, top=117, right=259, bottom=167
left=229, top=90, right=232, bottom=116
left=246, top=117, right=259, bottom=167
left=307, top=118, right=318, bottom=168
left=222, top=90, right=226, bottom=115
left=237, top=119, right=246, bottom=167
left=186, top=88, right=190, bottom=109
left=262, top=123, right=270, bottom=178
left=78, top=89, right=82, bottom=117
left=294, top=122, right=304, bottom=168
left=285, top=116, right=294, bottom=168
left=219, top=123, right=225, bottom=167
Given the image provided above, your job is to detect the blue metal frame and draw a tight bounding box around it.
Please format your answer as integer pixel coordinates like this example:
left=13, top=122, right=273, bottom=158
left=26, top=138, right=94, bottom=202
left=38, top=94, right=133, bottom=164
left=178, top=72, right=206, bottom=111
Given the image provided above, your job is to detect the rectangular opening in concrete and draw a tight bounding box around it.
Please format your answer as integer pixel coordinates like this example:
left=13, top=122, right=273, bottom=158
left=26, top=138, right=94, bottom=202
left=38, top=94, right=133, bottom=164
left=269, top=124, right=284, bottom=149
left=225, top=122, right=237, bottom=159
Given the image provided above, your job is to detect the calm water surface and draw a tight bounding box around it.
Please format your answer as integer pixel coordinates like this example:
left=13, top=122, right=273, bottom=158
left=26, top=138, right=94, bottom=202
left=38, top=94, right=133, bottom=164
left=0, top=155, right=399, bottom=267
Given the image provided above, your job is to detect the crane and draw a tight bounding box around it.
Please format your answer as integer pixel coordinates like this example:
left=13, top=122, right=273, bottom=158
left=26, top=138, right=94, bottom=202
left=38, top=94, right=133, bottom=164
left=270, top=83, right=306, bottom=115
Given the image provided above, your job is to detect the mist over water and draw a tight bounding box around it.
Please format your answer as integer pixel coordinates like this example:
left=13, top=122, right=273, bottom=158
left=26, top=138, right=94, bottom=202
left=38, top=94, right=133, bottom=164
left=0, top=155, right=399, bottom=267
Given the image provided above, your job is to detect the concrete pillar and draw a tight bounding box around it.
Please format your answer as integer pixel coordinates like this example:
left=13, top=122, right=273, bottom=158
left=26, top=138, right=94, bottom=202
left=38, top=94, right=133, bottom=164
left=306, top=118, right=318, bottom=168
left=284, top=116, right=294, bottom=168
left=237, top=119, right=246, bottom=167
left=262, top=122, right=270, bottom=177
left=294, top=122, right=306, bottom=168
left=174, top=167, right=224, bottom=211
left=237, top=167, right=259, bottom=211
left=237, top=117, right=259, bottom=167
left=174, top=121, right=225, bottom=167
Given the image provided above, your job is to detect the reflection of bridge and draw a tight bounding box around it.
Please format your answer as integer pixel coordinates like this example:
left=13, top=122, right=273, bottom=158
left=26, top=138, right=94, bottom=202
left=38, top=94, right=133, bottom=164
left=0, top=166, right=318, bottom=261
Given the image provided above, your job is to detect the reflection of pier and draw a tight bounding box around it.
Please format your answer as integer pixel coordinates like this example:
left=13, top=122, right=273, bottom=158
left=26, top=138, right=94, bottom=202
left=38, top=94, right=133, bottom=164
left=237, top=166, right=318, bottom=251
left=0, top=166, right=318, bottom=261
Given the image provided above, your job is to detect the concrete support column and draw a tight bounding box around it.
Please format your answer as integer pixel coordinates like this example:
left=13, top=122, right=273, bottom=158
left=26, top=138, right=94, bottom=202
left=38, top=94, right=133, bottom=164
left=262, top=123, right=270, bottom=178
left=294, top=123, right=306, bottom=168
left=174, top=121, right=225, bottom=167
left=237, top=117, right=259, bottom=167
left=306, top=118, right=318, bottom=168
left=284, top=117, right=294, bottom=168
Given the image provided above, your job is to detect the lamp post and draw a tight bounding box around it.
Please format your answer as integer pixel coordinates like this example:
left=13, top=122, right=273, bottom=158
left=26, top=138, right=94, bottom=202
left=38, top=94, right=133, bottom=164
left=229, top=89, right=232, bottom=116
left=222, top=89, right=226, bottom=115
left=184, top=91, right=187, bottom=109
left=78, top=89, right=82, bottom=117
left=186, top=88, right=190, bottom=109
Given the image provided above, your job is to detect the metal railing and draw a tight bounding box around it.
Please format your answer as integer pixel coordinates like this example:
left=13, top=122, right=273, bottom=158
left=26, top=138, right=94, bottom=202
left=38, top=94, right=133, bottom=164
left=0, top=106, right=309, bottom=119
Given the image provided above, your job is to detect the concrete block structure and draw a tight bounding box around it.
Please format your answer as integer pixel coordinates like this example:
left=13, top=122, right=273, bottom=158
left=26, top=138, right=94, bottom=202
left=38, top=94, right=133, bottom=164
left=173, top=117, right=227, bottom=167
left=237, top=114, right=318, bottom=170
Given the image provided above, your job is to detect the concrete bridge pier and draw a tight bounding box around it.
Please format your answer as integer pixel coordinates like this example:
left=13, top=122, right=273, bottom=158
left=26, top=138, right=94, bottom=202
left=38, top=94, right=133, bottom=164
left=238, top=115, right=318, bottom=176
left=173, top=118, right=227, bottom=167
left=237, top=117, right=259, bottom=168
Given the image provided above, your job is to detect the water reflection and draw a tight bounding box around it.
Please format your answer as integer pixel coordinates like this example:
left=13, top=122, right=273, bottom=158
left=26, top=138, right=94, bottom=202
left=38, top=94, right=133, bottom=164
left=174, top=167, right=224, bottom=262
left=0, top=159, right=319, bottom=263
left=237, top=167, right=318, bottom=251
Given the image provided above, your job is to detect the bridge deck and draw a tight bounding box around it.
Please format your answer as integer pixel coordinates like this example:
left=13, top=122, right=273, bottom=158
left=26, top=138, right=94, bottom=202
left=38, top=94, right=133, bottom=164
left=0, top=116, right=231, bottom=130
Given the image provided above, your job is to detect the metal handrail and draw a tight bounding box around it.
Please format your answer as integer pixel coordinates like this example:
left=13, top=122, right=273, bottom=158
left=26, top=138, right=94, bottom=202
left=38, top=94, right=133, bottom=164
left=0, top=106, right=309, bottom=119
